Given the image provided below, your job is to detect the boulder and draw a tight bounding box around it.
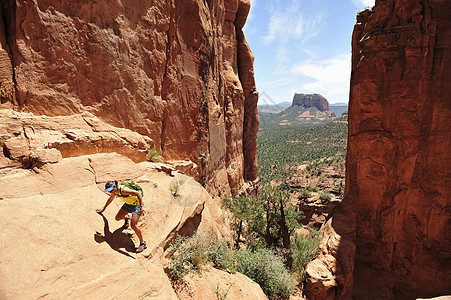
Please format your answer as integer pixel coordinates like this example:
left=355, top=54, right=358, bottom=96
left=178, top=267, right=268, bottom=300
left=303, top=260, right=336, bottom=300
left=0, top=109, right=152, bottom=167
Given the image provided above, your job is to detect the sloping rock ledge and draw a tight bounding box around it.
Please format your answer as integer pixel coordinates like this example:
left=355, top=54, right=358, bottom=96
left=0, top=109, right=265, bottom=299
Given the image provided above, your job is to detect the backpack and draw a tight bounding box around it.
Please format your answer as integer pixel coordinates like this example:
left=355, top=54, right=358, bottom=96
left=120, top=181, right=144, bottom=197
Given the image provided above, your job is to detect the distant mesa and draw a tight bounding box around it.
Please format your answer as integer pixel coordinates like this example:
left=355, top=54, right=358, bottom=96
left=330, top=102, right=348, bottom=106
left=292, top=93, right=329, bottom=112
left=259, top=101, right=291, bottom=107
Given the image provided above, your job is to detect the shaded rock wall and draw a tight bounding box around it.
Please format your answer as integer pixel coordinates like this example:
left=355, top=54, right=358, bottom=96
left=348, top=0, right=451, bottom=298
left=304, top=0, right=450, bottom=299
left=292, top=93, right=330, bottom=112
left=0, top=0, right=258, bottom=194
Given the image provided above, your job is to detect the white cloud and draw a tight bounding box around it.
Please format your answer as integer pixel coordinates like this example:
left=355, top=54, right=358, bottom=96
left=243, top=0, right=259, bottom=36
left=352, top=0, right=375, bottom=9
left=247, top=0, right=257, bottom=22
left=264, top=0, right=324, bottom=45
left=265, top=76, right=297, bottom=89
left=291, top=54, right=351, bottom=103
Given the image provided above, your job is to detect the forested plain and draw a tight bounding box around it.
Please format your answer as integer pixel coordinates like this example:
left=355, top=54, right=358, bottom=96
left=257, top=115, right=348, bottom=186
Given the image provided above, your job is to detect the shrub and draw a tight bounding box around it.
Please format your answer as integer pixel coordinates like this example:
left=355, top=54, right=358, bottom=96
left=291, top=230, right=320, bottom=280
left=311, top=186, right=319, bottom=192
left=235, top=248, right=295, bottom=298
left=146, top=148, right=163, bottom=162
left=319, top=192, right=333, bottom=202
left=167, top=232, right=297, bottom=298
left=209, top=239, right=236, bottom=272
left=167, top=232, right=213, bottom=283
left=167, top=232, right=237, bottom=284
left=300, top=189, right=312, bottom=199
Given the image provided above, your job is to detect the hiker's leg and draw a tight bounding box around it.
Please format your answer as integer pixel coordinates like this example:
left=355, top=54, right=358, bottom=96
left=130, top=214, right=143, bottom=243
left=115, top=208, right=129, bottom=221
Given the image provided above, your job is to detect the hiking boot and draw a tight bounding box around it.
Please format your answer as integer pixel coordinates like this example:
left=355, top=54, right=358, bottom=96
left=136, top=241, right=147, bottom=253
left=123, top=215, right=130, bottom=229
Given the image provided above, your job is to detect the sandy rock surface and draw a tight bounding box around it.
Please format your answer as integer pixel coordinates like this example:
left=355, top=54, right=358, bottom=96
left=177, top=267, right=267, bottom=300
left=0, top=151, right=262, bottom=298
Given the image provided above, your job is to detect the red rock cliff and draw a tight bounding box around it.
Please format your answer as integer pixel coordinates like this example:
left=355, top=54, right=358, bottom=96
left=0, top=0, right=258, bottom=194
left=292, top=93, right=330, bottom=112
left=304, top=0, right=450, bottom=299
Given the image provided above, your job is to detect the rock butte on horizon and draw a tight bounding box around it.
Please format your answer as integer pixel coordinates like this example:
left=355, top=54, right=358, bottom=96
left=292, top=93, right=330, bottom=112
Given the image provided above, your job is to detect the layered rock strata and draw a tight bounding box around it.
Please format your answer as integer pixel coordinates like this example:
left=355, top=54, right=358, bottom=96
left=305, top=0, right=451, bottom=299
left=292, top=93, right=330, bottom=112
left=0, top=0, right=258, bottom=194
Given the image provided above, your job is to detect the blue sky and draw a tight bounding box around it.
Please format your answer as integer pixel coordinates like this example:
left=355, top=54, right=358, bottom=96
left=244, top=0, right=375, bottom=105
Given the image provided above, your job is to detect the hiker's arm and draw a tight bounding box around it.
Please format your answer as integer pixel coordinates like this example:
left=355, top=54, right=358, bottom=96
left=136, top=192, right=145, bottom=216
left=96, top=193, right=115, bottom=213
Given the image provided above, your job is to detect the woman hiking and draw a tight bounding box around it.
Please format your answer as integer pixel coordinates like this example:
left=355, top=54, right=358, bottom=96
left=96, top=180, right=147, bottom=253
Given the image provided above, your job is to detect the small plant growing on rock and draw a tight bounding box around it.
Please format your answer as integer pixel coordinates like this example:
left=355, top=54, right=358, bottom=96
left=146, top=148, right=163, bottom=162
left=170, top=177, right=186, bottom=196
left=291, top=229, right=320, bottom=281
left=300, top=189, right=312, bottom=199
left=319, top=192, right=333, bottom=202
left=214, top=282, right=233, bottom=300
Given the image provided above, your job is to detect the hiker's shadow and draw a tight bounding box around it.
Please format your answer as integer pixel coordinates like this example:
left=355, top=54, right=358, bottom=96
left=94, top=213, right=136, bottom=259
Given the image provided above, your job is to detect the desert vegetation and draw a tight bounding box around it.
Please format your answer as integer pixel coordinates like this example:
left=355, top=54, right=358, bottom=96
left=258, top=116, right=347, bottom=187
left=166, top=113, right=346, bottom=298
left=146, top=148, right=163, bottom=162
left=167, top=186, right=321, bottom=298
left=167, top=227, right=319, bottom=299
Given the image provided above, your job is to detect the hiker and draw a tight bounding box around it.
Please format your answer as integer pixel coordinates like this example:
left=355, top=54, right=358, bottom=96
left=96, top=180, right=147, bottom=253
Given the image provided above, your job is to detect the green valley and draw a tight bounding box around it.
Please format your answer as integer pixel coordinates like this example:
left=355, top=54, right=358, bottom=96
left=258, top=111, right=348, bottom=197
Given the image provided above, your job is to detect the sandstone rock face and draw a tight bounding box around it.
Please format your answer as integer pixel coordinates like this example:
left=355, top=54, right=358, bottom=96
left=0, top=109, right=154, bottom=168
left=178, top=267, right=268, bottom=300
left=0, top=1, right=262, bottom=297
left=292, top=93, right=330, bottom=112
left=304, top=1, right=451, bottom=299
left=0, top=149, right=265, bottom=298
left=0, top=0, right=258, bottom=194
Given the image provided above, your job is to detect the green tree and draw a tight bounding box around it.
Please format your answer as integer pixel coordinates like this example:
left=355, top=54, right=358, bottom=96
left=222, top=186, right=304, bottom=251
left=222, top=193, right=262, bottom=249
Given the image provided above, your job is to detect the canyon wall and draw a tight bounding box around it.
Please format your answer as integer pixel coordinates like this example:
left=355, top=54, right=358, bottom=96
left=348, top=0, right=450, bottom=297
left=0, top=1, right=263, bottom=297
left=0, top=0, right=258, bottom=194
left=304, top=0, right=450, bottom=299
